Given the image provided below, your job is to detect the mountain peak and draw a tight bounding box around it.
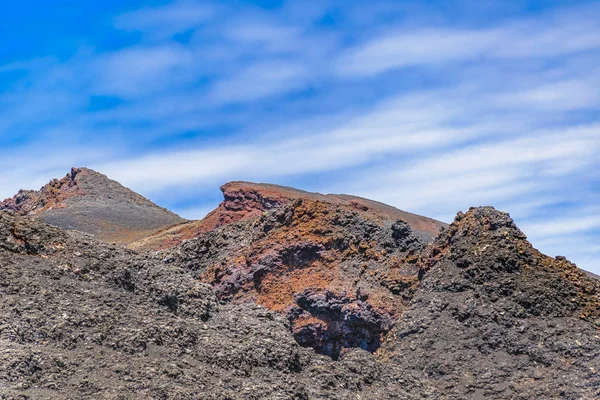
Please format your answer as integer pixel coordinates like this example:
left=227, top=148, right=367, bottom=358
left=377, top=205, right=600, bottom=398
left=0, top=167, right=185, bottom=244
left=452, top=206, right=527, bottom=239
left=2, top=170, right=599, bottom=399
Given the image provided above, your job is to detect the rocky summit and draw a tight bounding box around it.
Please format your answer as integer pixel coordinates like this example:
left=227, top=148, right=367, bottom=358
left=0, top=168, right=598, bottom=399
left=0, top=168, right=185, bottom=245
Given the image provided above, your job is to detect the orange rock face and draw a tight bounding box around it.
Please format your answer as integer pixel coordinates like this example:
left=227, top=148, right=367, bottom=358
left=131, top=181, right=446, bottom=252
left=0, top=169, right=84, bottom=215
left=163, top=183, right=446, bottom=358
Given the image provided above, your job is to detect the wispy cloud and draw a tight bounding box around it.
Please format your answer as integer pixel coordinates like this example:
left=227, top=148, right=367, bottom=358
left=523, top=215, right=600, bottom=238
left=343, top=124, right=599, bottom=215
left=93, top=45, right=197, bottom=98
left=114, top=0, right=215, bottom=39
left=336, top=4, right=600, bottom=77
left=208, top=60, right=309, bottom=104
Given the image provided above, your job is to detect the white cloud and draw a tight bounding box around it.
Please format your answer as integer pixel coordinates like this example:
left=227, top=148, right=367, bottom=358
left=336, top=5, right=600, bottom=77
left=208, top=60, right=309, bottom=104
left=93, top=45, right=197, bottom=98
left=522, top=215, right=600, bottom=238
left=337, top=28, right=495, bottom=76
left=114, top=0, right=215, bottom=39
left=338, top=124, right=600, bottom=218
left=95, top=126, right=470, bottom=192
left=494, top=78, right=600, bottom=111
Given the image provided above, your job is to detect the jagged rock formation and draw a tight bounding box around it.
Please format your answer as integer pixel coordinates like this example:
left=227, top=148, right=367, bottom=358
left=0, top=211, right=435, bottom=399
left=380, top=207, right=600, bottom=399
left=1, top=169, right=599, bottom=399
left=162, top=191, right=435, bottom=359
left=0, top=168, right=185, bottom=244
left=129, top=181, right=446, bottom=252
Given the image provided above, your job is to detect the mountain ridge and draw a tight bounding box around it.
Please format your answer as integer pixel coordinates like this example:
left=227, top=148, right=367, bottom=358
left=1, top=167, right=598, bottom=399
left=129, top=180, right=447, bottom=252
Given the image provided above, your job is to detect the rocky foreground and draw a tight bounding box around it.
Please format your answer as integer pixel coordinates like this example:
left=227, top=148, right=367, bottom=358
left=0, top=169, right=599, bottom=399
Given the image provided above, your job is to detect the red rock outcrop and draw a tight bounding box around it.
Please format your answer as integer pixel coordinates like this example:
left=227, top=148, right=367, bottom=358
left=130, top=181, right=446, bottom=251
left=164, top=191, right=442, bottom=358
left=2, top=169, right=599, bottom=399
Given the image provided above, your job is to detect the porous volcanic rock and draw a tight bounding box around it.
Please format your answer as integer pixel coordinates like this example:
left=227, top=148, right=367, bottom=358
left=163, top=196, right=430, bottom=359
left=3, top=171, right=599, bottom=400
left=379, top=207, right=600, bottom=399
left=0, top=168, right=185, bottom=244
left=0, top=211, right=436, bottom=399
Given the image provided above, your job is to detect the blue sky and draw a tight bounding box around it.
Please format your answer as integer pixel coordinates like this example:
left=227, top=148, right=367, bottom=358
left=1, top=1, right=599, bottom=273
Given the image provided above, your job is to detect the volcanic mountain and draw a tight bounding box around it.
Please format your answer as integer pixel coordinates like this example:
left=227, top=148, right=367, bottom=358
left=1, top=168, right=598, bottom=399
left=128, top=181, right=447, bottom=252
left=0, top=168, right=185, bottom=244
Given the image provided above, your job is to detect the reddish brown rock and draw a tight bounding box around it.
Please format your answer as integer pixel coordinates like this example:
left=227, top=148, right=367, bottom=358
left=130, top=181, right=446, bottom=251
left=164, top=194, right=439, bottom=358
left=2, top=169, right=599, bottom=399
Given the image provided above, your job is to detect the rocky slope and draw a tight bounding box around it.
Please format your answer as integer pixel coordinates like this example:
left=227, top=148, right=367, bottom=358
left=0, top=168, right=185, bottom=244
left=129, top=181, right=446, bottom=252
left=1, top=169, right=599, bottom=399
left=380, top=207, right=600, bottom=399
left=164, top=195, right=429, bottom=359
left=0, top=211, right=434, bottom=399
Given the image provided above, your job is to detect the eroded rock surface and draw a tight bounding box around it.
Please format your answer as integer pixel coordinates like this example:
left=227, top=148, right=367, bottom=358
left=2, top=171, right=599, bottom=400
left=130, top=181, right=446, bottom=252
left=380, top=207, right=600, bottom=399
left=0, top=211, right=435, bottom=399
left=164, top=197, right=428, bottom=359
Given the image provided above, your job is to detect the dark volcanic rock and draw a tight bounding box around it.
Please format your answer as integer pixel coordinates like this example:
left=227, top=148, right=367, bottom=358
left=2, top=172, right=599, bottom=400
left=0, top=211, right=435, bottom=399
left=380, top=207, right=600, bottom=399
left=291, top=288, right=395, bottom=359
left=164, top=197, right=428, bottom=358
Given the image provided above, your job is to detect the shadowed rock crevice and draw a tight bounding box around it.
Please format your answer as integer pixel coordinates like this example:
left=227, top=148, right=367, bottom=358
left=289, top=288, right=395, bottom=359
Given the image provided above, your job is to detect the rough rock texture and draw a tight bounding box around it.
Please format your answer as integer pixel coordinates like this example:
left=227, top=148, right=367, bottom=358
left=2, top=171, right=599, bottom=400
left=130, top=181, right=446, bottom=252
left=0, top=211, right=435, bottom=399
left=164, top=197, right=428, bottom=359
left=380, top=207, right=600, bottom=399
left=0, top=168, right=185, bottom=244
